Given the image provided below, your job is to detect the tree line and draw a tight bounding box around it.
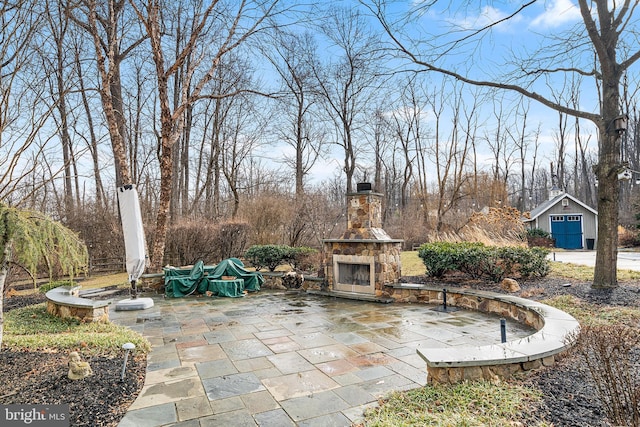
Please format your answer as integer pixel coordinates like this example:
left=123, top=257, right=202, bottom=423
left=2, top=1, right=639, bottom=285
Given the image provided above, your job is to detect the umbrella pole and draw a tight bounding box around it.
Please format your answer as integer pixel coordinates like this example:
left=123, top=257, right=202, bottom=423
left=130, top=280, right=137, bottom=299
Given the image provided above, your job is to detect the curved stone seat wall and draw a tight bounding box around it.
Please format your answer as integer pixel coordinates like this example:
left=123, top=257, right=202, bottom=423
left=45, top=286, right=110, bottom=323
left=385, top=283, right=580, bottom=384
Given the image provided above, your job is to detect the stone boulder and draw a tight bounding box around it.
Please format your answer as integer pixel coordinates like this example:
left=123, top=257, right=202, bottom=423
left=282, top=271, right=304, bottom=289
left=500, top=278, right=520, bottom=293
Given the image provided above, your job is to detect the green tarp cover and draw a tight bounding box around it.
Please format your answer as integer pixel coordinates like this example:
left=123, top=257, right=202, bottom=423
left=199, top=279, right=245, bottom=297
left=164, top=260, right=205, bottom=298
left=204, top=258, right=264, bottom=292
left=164, top=258, right=263, bottom=298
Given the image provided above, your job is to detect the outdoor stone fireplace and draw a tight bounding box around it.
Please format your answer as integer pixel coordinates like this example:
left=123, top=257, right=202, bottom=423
left=323, top=183, right=403, bottom=297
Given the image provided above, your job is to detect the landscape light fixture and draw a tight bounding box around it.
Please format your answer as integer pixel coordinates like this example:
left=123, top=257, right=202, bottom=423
left=121, top=342, right=136, bottom=381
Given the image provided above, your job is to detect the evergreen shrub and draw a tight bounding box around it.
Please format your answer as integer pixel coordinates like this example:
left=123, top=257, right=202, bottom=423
left=526, top=228, right=551, bottom=238
left=417, top=242, right=549, bottom=282
left=244, top=245, right=317, bottom=271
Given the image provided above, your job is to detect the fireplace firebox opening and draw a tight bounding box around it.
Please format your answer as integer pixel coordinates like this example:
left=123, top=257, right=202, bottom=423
left=333, top=255, right=375, bottom=294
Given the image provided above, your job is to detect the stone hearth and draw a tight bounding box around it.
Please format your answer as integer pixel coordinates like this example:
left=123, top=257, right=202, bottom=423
left=323, top=185, right=403, bottom=297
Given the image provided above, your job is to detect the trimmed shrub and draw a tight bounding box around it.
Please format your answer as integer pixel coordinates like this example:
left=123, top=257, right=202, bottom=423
left=244, top=245, right=318, bottom=272
left=525, top=228, right=555, bottom=248
left=526, top=227, right=551, bottom=238
left=418, top=242, right=471, bottom=278
left=417, top=242, right=549, bottom=282
left=244, top=244, right=289, bottom=271
left=283, top=246, right=318, bottom=271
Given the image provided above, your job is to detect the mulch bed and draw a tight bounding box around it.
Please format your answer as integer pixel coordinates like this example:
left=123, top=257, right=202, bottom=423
left=0, top=349, right=146, bottom=427
left=2, top=276, right=639, bottom=426
left=1, top=290, right=146, bottom=427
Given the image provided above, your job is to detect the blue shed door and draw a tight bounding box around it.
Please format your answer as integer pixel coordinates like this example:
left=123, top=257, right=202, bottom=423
left=550, top=215, right=583, bottom=249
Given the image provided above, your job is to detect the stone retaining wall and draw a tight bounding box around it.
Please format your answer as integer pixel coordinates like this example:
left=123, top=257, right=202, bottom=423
left=386, top=283, right=580, bottom=384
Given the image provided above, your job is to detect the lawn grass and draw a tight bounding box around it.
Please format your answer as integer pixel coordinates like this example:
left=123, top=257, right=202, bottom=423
left=402, top=250, right=640, bottom=282
left=364, top=380, right=549, bottom=427
left=78, top=272, right=130, bottom=289
left=542, top=294, right=640, bottom=327
left=549, top=260, right=640, bottom=281
left=3, top=303, right=150, bottom=357
left=10, top=272, right=130, bottom=296
left=400, top=251, right=425, bottom=276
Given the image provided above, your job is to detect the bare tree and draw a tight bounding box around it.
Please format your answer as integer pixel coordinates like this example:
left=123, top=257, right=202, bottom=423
left=313, top=8, right=382, bottom=193
left=130, top=0, right=281, bottom=270
left=220, top=85, right=268, bottom=219
left=67, top=0, right=146, bottom=187
left=428, top=80, right=476, bottom=231
left=485, top=99, right=518, bottom=206
left=267, top=30, right=325, bottom=197
left=505, top=100, right=539, bottom=212
left=389, top=79, right=419, bottom=209
left=0, top=1, right=62, bottom=207
left=72, top=42, right=108, bottom=209
left=368, top=0, right=640, bottom=288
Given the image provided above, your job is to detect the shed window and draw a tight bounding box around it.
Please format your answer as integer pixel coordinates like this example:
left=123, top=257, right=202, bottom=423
left=567, top=216, right=581, bottom=221
left=551, top=216, right=564, bottom=222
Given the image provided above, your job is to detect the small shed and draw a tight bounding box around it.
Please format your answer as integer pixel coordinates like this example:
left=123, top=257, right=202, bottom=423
left=524, top=189, right=598, bottom=250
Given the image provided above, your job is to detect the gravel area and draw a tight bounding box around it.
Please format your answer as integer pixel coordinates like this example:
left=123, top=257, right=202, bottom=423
left=2, top=275, right=639, bottom=426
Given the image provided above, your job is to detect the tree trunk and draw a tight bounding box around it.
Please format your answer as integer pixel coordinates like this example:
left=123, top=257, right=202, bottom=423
left=295, top=101, right=304, bottom=197
left=593, top=128, right=620, bottom=288
left=0, top=253, right=8, bottom=349
left=0, top=219, right=11, bottom=349
left=109, top=71, right=131, bottom=186
left=76, top=49, right=106, bottom=209
left=150, top=125, right=173, bottom=271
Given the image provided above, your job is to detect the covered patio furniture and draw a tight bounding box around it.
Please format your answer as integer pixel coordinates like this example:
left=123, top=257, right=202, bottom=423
left=199, top=277, right=246, bottom=297
left=164, top=260, right=205, bottom=297
left=164, top=258, right=263, bottom=298
left=205, top=258, right=264, bottom=292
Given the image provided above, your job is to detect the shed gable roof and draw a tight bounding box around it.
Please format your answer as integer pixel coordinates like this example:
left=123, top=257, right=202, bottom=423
left=524, top=193, right=597, bottom=223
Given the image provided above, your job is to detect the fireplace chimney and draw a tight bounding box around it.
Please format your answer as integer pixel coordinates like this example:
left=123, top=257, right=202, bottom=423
left=342, top=182, right=390, bottom=240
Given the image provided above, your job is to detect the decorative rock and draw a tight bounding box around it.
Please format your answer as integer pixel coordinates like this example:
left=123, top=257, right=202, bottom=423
left=489, top=363, right=522, bottom=379
left=542, top=355, right=556, bottom=367
left=463, top=366, right=483, bottom=381
left=500, top=278, right=521, bottom=293
left=447, top=367, right=464, bottom=383
left=282, top=271, right=304, bottom=289
left=427, top=367, right=448, bottom=384
left=68, top=351, right=93, bottom=380
left=522, top=359, right=542, bottom=371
